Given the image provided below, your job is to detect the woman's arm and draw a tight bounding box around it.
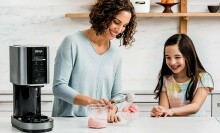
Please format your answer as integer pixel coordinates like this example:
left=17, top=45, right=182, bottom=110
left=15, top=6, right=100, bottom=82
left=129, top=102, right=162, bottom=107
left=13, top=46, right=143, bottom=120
left=73, top=94, right=102, bottom=106
left=108, top=54, right=123, bottom=122
left=53, top=35, right=79, bottom=104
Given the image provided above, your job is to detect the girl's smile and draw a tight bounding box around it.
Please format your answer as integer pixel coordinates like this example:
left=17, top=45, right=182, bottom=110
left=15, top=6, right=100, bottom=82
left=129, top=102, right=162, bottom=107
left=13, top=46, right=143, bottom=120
left=165, top=44, right=186, bottom=75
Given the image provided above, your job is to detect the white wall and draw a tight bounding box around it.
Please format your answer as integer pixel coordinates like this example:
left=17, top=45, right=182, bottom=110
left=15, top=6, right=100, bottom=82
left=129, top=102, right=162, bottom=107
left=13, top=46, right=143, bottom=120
left=0, top=0, right=220, bottom=92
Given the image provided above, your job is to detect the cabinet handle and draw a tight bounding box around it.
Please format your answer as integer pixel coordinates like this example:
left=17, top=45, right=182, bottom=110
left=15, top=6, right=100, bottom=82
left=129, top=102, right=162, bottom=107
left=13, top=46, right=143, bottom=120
left=0, top=101, right=13, bottom=103
left=41, top=100, right=53, bottom=103
left=134, top=102, right=158, bottom=104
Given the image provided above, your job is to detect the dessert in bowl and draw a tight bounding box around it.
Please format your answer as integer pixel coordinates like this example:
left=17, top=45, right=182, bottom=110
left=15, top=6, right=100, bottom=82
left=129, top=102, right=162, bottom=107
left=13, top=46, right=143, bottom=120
left=121, top=104, right=139, bottom=125
left=87, top=104, right=108, bottom=128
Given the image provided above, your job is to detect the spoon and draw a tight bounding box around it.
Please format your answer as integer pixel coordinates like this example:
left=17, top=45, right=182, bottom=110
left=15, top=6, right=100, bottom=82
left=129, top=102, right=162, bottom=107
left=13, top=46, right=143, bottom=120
left=111, top=93, right=135, bottom=105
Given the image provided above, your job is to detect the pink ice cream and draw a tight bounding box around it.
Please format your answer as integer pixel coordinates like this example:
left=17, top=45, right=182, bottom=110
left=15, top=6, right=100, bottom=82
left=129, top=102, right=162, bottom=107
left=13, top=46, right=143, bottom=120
left=88, top=117, right=107, bottom=128
left=122, top=104, right=139, bottom=113
left=122, top=104, right=139, bottom=122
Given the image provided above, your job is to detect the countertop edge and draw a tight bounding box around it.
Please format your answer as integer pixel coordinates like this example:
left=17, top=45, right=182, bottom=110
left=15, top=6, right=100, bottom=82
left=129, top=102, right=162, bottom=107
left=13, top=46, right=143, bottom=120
left=1, top=89, right=220, bottom=95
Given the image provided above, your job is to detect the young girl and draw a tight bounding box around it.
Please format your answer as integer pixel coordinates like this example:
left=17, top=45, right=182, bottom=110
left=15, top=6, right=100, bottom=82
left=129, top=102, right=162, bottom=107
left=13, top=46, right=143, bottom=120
left=151, top=34, right=214, bottom=117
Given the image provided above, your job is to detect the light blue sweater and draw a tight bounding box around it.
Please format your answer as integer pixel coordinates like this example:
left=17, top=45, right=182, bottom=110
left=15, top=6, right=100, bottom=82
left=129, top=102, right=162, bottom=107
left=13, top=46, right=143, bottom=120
left=52, top=31, right=124, bottom=117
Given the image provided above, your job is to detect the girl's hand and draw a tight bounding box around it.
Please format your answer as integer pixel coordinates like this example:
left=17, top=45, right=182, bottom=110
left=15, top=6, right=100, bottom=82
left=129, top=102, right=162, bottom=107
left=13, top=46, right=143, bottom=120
left=163, top=108, right=174, bottom=117
left=150, top=106, right=164, bottom=117
left=151, top=106, right=175, bottom=117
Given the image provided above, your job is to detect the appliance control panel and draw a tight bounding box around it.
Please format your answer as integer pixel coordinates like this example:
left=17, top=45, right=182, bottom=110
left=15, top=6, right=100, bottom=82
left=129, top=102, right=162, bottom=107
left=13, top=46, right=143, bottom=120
left=27, top=47, right=48, bottom=84
left=10, top=45, right=49, bottom=85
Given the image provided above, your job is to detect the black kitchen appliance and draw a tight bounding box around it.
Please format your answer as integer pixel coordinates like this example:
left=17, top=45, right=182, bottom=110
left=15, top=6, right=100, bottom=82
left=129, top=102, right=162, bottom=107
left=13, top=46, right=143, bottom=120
left=9, top=45, right=53, bottom=132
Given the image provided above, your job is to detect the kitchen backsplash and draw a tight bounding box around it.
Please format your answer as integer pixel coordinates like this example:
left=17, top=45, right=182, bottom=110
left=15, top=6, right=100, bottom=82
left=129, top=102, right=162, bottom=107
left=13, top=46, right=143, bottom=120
left=0, top=0, right=220, bottom=91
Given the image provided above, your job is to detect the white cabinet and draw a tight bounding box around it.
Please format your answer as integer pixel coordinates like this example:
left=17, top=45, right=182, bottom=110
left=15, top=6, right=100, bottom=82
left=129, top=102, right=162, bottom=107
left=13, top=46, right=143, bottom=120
left=0, top=91, right=220, bottom=117
left=134, top=94, right=158, bottom=117
left=204, top=95, right=211, bottom=117
left=134, top=94, right=213, bottom=117
left=212, top=94, right=220, bottom=117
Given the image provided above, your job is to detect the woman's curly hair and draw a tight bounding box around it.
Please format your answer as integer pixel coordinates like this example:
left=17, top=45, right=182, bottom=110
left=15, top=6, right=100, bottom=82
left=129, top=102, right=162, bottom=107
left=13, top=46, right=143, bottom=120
left=89, top=0, right=137, bottom=46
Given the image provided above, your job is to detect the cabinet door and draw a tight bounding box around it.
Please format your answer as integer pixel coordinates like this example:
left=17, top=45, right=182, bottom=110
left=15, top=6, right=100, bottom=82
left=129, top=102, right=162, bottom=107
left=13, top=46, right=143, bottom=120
left=204, top=95, right=211, bottom=117
left=133, top=94, right=212, bottom=117
left=212, top=94, right=220, bottom=117
left=41, top=94, right=54, bottom=112
left=135, top=102, right=158, bottom=117
left=134, top=94, right=158, bottom=117
left=0, top=94, right=13, bottom=112
left=0, top=112, right=12, bottom=117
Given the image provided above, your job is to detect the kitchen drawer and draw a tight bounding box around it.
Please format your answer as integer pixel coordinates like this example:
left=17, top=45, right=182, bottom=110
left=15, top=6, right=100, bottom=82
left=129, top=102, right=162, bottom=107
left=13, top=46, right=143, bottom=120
left=0, top=102, right=13, bottom=111
left=204, top=95, right=211, bottom=112
left=133, top=94, right=211, bottom=116
left=205, top=94, right=211, bottom=117
left=118, top=112, right=150, bottom=118
left=0, top=94, right=12, bottom=102
left=0, top=112, right=12, bottom=117
left=212, top=94, right=220, bottom=117
left=135, top=102, right=158, bottom=112
left=135, top=94, right=158, bottom=103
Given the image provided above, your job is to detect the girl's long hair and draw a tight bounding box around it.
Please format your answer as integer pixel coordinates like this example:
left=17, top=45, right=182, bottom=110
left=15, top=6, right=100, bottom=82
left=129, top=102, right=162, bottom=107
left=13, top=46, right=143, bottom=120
left=154, top=34, right=212, bottom=101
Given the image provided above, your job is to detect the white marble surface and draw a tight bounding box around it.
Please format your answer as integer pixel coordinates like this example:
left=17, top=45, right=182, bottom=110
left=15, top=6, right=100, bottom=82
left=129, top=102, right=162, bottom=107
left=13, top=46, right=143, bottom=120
left=2, top=88, right=220, bottom=95
left=1, top=116, right=220, bottom=133
left=0, top=0, right=220, bottom=92
left=0, top=89, right=220, bottom=95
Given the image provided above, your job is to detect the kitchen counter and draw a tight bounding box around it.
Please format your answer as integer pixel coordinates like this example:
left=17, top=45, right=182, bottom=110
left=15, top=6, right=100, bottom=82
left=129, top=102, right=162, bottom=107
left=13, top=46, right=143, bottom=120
left=1, top=89, right=220, bottom=95
left=1, top=116, right=220, bottom=133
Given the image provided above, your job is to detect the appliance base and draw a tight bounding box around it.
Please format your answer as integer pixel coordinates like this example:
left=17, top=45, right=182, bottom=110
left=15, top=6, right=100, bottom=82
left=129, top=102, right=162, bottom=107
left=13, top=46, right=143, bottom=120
left=11, top=116, right=53, bottom=132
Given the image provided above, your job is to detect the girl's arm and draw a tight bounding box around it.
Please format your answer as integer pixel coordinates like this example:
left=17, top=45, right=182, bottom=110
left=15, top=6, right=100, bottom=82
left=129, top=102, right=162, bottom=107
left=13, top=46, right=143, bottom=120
left=159, top=91, right=170, bottom=108
left=168, top=87, right=210, bottom=116
left=151, top=91, right=170, bottom=117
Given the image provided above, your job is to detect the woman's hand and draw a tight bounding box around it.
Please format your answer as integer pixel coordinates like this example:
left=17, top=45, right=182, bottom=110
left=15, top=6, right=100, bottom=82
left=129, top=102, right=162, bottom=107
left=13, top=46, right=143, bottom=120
left=96, top=98, right=120, bottom=122
left=103, top=99, right=120, bottom=123
left=108, top=108, right=121, bottom=123
left=98, top=98, right=114, bottom=110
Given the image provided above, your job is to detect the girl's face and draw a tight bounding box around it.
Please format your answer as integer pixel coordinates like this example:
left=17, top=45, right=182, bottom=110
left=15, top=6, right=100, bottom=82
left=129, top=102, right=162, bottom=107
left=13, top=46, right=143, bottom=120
left=105, top=11, right=131, bottom=40
left=165, top=44, right=186, bottom=75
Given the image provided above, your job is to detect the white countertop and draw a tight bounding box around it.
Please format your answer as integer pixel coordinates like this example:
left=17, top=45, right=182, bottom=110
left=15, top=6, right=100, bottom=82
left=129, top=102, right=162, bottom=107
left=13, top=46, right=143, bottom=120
left=1, top=89, right=220, bottom=95
left=1, top=116, right=220, bottom=133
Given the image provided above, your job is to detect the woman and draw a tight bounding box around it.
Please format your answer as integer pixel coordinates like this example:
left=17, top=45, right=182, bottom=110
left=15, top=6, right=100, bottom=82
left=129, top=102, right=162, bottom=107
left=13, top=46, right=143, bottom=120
left=52, top=0, right=137, bottom=123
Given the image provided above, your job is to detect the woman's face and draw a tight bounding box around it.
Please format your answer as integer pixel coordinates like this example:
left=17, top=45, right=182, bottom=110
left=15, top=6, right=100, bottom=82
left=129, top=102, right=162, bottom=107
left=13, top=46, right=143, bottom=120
left=165, top=44, right=186, bottom=75
left=106, top=11, right=131, bottom=40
